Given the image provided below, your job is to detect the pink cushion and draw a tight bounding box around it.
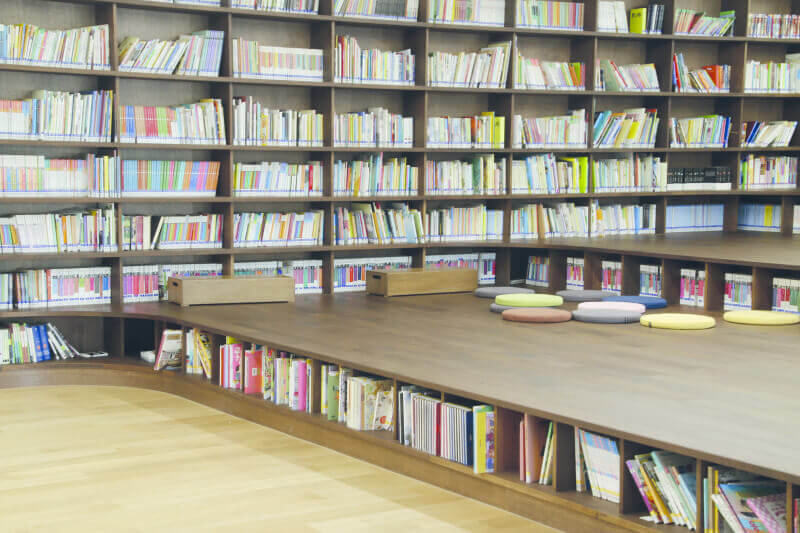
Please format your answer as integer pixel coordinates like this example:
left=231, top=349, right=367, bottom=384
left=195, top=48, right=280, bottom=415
left=577, top=301, right=646, bottom=314
left=502, top=308, right=573, bottom=323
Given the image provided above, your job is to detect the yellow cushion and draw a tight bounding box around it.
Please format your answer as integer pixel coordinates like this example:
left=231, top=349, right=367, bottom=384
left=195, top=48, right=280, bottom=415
left=723, top=310, right=800, bottom=326
left=640, top=313, right=716, bottom=330
left=495, top=293, right=563, bottom=308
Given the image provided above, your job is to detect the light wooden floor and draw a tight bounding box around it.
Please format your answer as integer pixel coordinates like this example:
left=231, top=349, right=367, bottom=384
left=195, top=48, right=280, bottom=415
left=0, top=385, right=559, bottom=532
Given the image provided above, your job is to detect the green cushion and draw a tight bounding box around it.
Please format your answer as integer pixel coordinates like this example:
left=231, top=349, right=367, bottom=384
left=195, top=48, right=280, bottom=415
left=640, top=313, right=716, bottom=330
left=495, top=293, right=564, bottom=308
left=723, top=310, right=800, bottom=326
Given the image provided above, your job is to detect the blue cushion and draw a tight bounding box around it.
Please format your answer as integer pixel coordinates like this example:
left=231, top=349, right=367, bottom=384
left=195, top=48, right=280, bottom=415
left=602, top=295, right=668, bottom=309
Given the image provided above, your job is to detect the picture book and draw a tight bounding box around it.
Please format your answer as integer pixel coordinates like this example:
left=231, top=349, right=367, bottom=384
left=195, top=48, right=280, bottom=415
left=243, top=349, right=262, bottom=395
left=155, top=329, right=183, bottom=371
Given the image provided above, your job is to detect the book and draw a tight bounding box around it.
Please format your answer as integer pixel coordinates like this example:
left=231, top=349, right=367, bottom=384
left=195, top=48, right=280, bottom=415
left=669, top=115, right=731, bottom=148
left=512, top=154, right=589, bottom=194
left=472, top=405, right=495, bottom=474
left=118, top=30, right=224, bottom=76
left=334, top=203, right=424, bottom=245
left=0, top=90, right=113, bottom=142
left=512, top=110, right=587, bottom=148
left=427, top=113, right=505, bottom=148
left=748, top=13, right=800, bottom=39
left=427, top=42, right=511, bottom=88
left=593, top=108, right=659, bottom=148
left=426, top=205, right=503, bottom=242
left=118, top=99, right=225, bottom=145
left=740, top=156, right=798, bottom=190
left=746, top=493, right=787, bottom=533
left=232, top=98, right=324, bottom=147
left=514, top=56, right=585, bottom=90
left=591, top=202, right=657, bottom=237
left=334, top=108, right=413, bottom=148
left=540, top=203, right=589, bottom=239
left=11, top=267, right=111, bottom=309
left=719, top=482, right=785, bottom=533
left=155, top=329, right=183, bottom=371
left=526, top=255, right=549, bottom=287
left=244, top=349, right=262, bottom=395
left=336, top=154, right=419, bottom=196
left=674, top=9, right=735, bottom=36
left=595, top=60, right=660, bottom=92
left=0, top=23, right=109, bottom=70
left=233, top=210, right=324, bottom=247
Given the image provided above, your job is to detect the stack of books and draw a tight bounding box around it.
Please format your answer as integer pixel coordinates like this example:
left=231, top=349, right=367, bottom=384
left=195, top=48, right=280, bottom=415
left=672, top=54, right=730, bottom=93
left=639, top=264, right=661, bottom=296
left=334, top=108, right=413, bottom=148
left=741, top=120, right=798, bottom=147
left=0, top=89, right=113, bottom=142
left=333, top=0, right=418, bottom=19
left=0, top=153, right=119, bottom=198
left=680, top=269, right=705, bottom=307
left=738, top=203, right=782, bottom=232
left=592, top=154, right=667, bottom=193
left=744, top=58, right=800, bottom=93
left=426, top=205, right=503, bottom=242
left=519, top=417, right=555, bottom=485
left=667, top=167, right=731, bottom=191
left=740, top=156, right=798, bottom=190
left=123, top=265, right=159, bottom=303
left=511, top=154, right=588, bottom=194
left=595, top=60, right=660, bottom=92
left=0, top=323, right=82, bottom=364
left=513, top=56, right=585, bottom=90
left=590, top=201, right=656, bottom=237
left=597, top=1, right=628, bottom=32
left=118, top=30, right=224, bottom=76
left=511, top=110, right=587, bottom=148
left=334, top=203, right=424, bottom=245
left=425, top=155, right=506, bottom=195
left=233, top=161, right=324, bottom=197
left=232, top=99, right=323, bottom=147
left=231, top=0, right=319, bottom=13
left=748, top=13, right=800, bottom=38
left=724, top=273, right=753, bottom=310
left=665, top=204, right=724, bottom=233
left=427, top=113, right=505, bottom=148
left=566, top=256, right=583, bottom=288
left=593, top=108, right=659, bottom=148
left=333, top=256, right=412, bottom=292
left=0, top=23, right=109, bottom=70
left=510, top=204, right=539, bottom=240
left=517, top=0, right=584, bottom=30
left=527, top=255, right=549, bottom=287
left=426, top=252, right=496, bottom=284
left=0, top=209, right=116, bottom=254
left=118, top=99, right=226, bottom=145
left=673, top=9, right=735, bottom=36
left=121, top=160, right=219, bottom=197
left=427, top=0, right=505, bottom=26
left=334, top=154, right=419, bottom=196
left=11, top=267, right=111, bottom=308
left=231, top=39, right=324, bottom=81
left=601, top=260, right=621, bottom=294
left=773, top=277, right=800, bottom=313
left=625, top=451, right=696, bottom=526
left=541, top=203, right=589, bottom=238
left=669, top=115, right=731, bottom=148
left=233, top=211, right=325, bottom=247
left=335, top=36, right=415, bottom=85
left=576, top=429, right=620, bottom=503
left=427, top=42, right=511, bottom=88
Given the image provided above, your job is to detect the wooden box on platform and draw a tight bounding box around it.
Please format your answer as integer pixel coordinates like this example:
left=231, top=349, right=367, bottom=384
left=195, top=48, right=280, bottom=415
left=366, top=268, right=478, bottom=297
left=167, top=276, right=295, bottom=307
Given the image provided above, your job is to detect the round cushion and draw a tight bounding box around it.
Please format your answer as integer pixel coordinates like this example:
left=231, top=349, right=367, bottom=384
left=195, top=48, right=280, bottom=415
left=640, top=313, right=716, bottom=330
left=577, top=301, right=646, bottom=314
left=556, top=289, right=608, bottom=302
left=723, top=310, right=800, bottom=326
left=490, top=303, right=515, bottom=313
left=474, top=286, right=535, bottom=298
left=495, top=293, right=563, bottom=308
left=572, top=309, right=643, bottom=324
left=602, top=295, right=668, bottom=309
left=502, top=308, right=572, bottom=323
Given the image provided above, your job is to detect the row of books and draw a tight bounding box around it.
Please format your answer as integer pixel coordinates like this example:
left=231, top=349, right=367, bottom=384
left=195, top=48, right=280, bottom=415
left=0, top=209, right=116, bottom=254
left=232, top=98, right=323, bottom=147
left=526, top=255, right=548, bottom=286
left=742, top=120, right=798, bottom=148
left=425, top=155, right=506, bottom=195
left=672, top=54, right=730, bottom=93
left=665, top=204, right=723, bottom=233
left=334, top=108, right=414, bottom=148
left=0, top=89, right=113, bottom=142
left=773, top=277, right=800, bottom=314
left=122, top=214, right=221, bottom=250
left=0, top=153, right=119, bottom=198
left=576, top=428, right=620, bottom=503
left=333, top=256, right=411, bottom=291
left=232, top=211, right=325, bottom=247
left=514, top=57, right=585, bottom=91
left=0, top=323, right=83, bottom=364
left=335, top=154, right=419, bottom=196
left=231, top=39, right=323, bottom=81
left=511, top=153, right=588, bottom=194
left=118, top=100, right=226, bottom=145
left=673, top=9, right=735, bottom=36
left=121, top=159, right=220, bottom=197
left=744, top=57, right=800, bottom=93
left=591, top=154, right=667, bottom=192
left=333, top=203, right=424, bottom=245
left=541, top=202, right=588, bottom=238
left=426, top=205, right=503, bottom=242
left=597, top=2, right=664, bottom=34
left=426, top=252, right=496, bottom=284
left=511, top=110, right=586, bottom=148
left=517, top=0, right=584, bottom=30
left=669, top=115, right=731, bottom=148
left=426, top=42, right=510, bottom=88
left=335, top=36, right=415, bottom=85
left=333, top=0, right=417, bottom=19
left=601, top=260, right=620, bottom=294
left=593, top=108, right=659, bottom=148
left=595, top=60, right=660, bottom=92
left=12, top=267, right=111, bottom=308
left=748, top=13, right=800, bottom=39
left=427, top=0, right=505, bottom=26
left=666, top=166, right=732, bottom=192
left=232, top=0, right=318, bottom=12
left=738, top=203, right=782, bottom=232
left=625, top=450, right=696, bottom=527
left=118, top=31, right=224, bottom=76
left=638, top=263, right=661, bottom=297
left=679, top=268, right=706, bottom=307
left=426, top=113, right=505, bottom=148
left=0, top=23, right=109, bottom=70
left=566, top=255, right=583, bottom=288
left=234, top=160, right=323, bottom=197
left=590, top=201, right=656, bottom=237
left=724, top=272, right=752, bottom=310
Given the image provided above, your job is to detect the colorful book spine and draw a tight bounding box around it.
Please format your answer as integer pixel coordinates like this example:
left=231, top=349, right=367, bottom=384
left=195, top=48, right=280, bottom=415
left=335, top=36, right=415, bottom=85
left=0, top=208, right=117, bottom=254
left=672, top=53, right=731, bottom=93
left=335, top=154, right=419, bottom=196
left=566, top=256, right=584, bottom=288
left=590, top=201, right=657, bottom=237
left=674, top=9, right=735, bottom=36
left=512, top=111, right=587, bottom=148
left=118, top=99, right=226, bottom=145
left=122, top=265, right=160, bottom=303
left=0, top=322, right=79, bottom=364
left=514, top=56, right=585, bottom=90
left=748, top=13, right=800, bottom=38
left=510, top=204, right=539, bottom=240
left=526, top=255, right=549, bottom=287
left=284, top=259, right=323, bottom=294
left=591, top=154, right=667, bottom=193
left=334, top=108, right=413, bottom=148
left=427, top=113, right=505, bottom=148
left=737, top=203, right=782, bottom=232
left=0, top=23, right=109, bottom=70
left=724, top=273, right=753, bottom=310
left=772, top=277, right=800, bottom=314
left=333, top=256, right=411, bottom=292
left=669, top=115, right=731, bottom=148
left=744, top=60, right=800, bottom=93
left=118, top=30, right=224, bottom=76
left=427, top=42, right=511, bottom=88
left=680, top=268, right=706, bottom=307
left=233, top=211, right=325, bottom=247
left=593, top=108, right=659, bottom=148
left=425, top=205, right=503, bottom=242
left=232, top=97, right=323, bottom=147
left=427, top=0, right=505, bottom=26
left=595, top=60, right=660, bottom=92
left=0, top=153, right=119, bottom=197
left=740, top=155, right=798, bottom=190
left=231, top=38, right=324, bottom=80
left=741, top=120, right=798, bottom=147
left=333, top=0, right=417, bottom=19
left=234, top=160, right=323, bottom=197
left=427, top=252, right=495, bottom=284
left=12, top=267, right=111, bottom=308
left=334, top=203, right=424, bottom=245
left=517, top=0, right=584, bottom=30
left=121, top=160, right=219, bottom=197
left=511, top=154, right=588, bottom=194
left=601, top=260, right=622, bottom=294
left=152, top=214, right=224, bottom=249
left=0, top=90, right=113, bottom=142
left=427, top=155, right=506, bottom=195
left=638, top=264, right=662, bottom=297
